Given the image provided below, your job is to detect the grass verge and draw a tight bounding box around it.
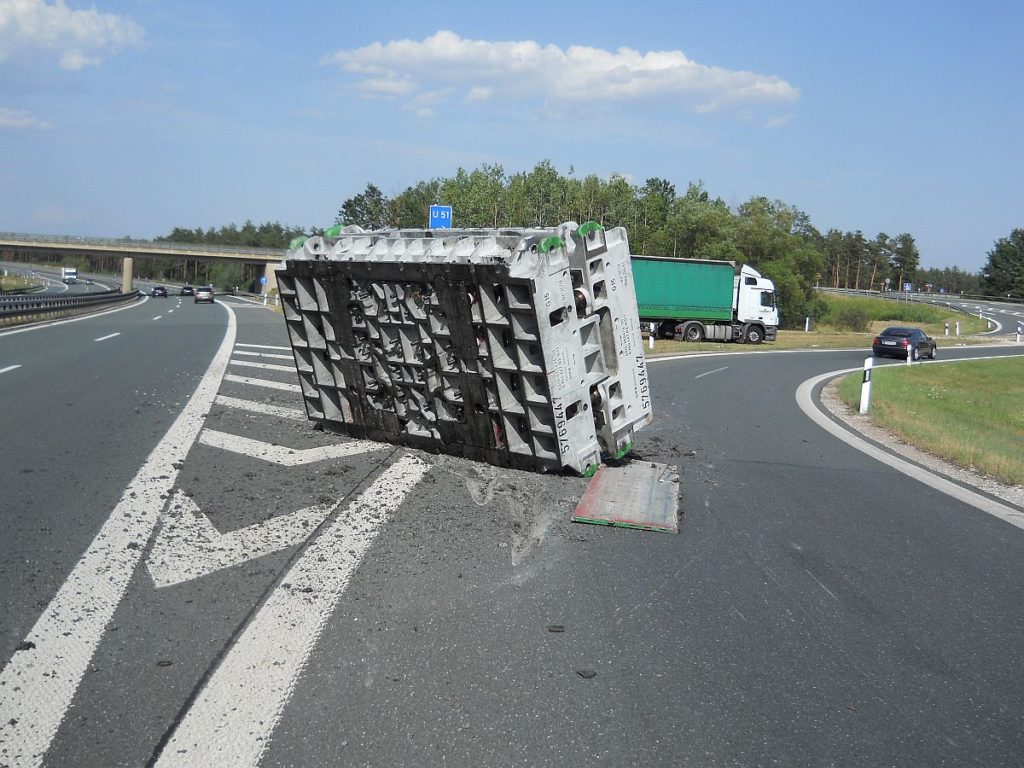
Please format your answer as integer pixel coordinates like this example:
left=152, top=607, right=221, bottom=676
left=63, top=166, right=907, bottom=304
left=837, top=357, right=1024, bottom=486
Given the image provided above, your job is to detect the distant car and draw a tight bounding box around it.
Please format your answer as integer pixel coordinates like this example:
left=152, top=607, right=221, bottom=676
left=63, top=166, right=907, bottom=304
left=151, top=286, right=168, bottom=297
left=181, top=285, right=195, bottom=296
left=194, top=285, right=215, bottom=304
left=872, top=327, right=937, bottom=359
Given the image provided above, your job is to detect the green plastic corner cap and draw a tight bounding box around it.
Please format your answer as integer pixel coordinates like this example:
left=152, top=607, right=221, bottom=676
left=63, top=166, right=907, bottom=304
left=538, top=236, right=566, bottom=253
left=287, top=236, right=308, bottom=250
left=578, top=221, right=604, bottom=238
left=583, top=463, right=599, bottom=478
left=323, top=224, right=345, bottom=237
left=612, top=441, right=633, bottom=460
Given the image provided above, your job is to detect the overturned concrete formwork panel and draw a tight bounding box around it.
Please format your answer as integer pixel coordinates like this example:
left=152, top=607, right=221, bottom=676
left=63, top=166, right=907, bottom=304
left=277, top=222, right=653, bottom=475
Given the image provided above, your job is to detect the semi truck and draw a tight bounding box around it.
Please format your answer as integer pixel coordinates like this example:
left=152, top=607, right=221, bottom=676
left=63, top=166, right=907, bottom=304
left=630, top=256, right=778, bottom=344
left=61, top=266, right=78, bottom=284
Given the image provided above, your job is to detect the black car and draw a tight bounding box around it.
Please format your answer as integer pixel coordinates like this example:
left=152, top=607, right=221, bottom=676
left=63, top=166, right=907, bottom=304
left=151, top=286, right=168, bottom=297
left=872, top=327, right=937, bottom=359
left=181, top=285, right=195, bottom=296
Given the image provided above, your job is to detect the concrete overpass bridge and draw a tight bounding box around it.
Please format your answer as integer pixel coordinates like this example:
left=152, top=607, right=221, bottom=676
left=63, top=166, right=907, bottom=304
left=0, top=232, right=286, bottom=293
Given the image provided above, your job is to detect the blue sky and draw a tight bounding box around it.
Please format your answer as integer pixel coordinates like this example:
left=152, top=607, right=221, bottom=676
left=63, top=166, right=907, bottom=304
left=1, top=0, right=1020, bottom=272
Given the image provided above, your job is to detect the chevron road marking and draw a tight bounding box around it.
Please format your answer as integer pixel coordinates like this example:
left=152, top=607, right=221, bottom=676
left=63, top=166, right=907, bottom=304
left=154, top=455, right=430, bottom=767
left=223, top=373, right=300, bottom=392
left=145, top=492, right=332, bottom=588
left=233, top=349, right=292, bottom=360
left=213, top=394, right=305, bottom=420
left=198, top=428, right=382, bottom=465
left=229, top=358, right=294, bottom=373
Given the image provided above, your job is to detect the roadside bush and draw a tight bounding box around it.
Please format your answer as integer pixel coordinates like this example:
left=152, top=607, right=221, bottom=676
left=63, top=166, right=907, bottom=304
left=832, top=305, right=870, bottom=332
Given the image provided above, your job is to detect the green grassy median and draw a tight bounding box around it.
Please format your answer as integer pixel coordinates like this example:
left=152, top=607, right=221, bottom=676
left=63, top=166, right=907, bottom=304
left=837, top=357, right=1024, bottom=486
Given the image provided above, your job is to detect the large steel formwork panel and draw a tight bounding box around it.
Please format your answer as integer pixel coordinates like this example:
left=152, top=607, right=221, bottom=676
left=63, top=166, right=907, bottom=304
left=277, top=222, right=653, bottom=475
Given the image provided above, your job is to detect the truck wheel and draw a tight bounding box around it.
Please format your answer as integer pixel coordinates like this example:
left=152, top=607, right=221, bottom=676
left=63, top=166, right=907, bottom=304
left=745, top=326, right=764, bottom=344
left=683, top=323, right=704, bottom=342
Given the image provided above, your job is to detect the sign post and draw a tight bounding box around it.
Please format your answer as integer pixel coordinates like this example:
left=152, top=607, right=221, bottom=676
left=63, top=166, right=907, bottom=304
left=428, top=205, right=453, bottom=229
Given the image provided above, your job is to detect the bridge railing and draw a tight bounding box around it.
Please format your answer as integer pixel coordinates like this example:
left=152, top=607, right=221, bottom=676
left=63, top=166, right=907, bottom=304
left=0, top=232, right=285, bottom=259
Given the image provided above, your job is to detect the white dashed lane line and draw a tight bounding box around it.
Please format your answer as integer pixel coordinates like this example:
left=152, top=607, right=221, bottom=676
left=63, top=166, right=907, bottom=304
left=94, top=333, right=120, bottom=342
left=1, top=364, right=21, bottom=374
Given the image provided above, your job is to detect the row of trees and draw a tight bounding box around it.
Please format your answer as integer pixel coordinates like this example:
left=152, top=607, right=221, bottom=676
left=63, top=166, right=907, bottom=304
left=336, top=162, right=932, bottom=328
left=140, top=163, right=1017, bottom=314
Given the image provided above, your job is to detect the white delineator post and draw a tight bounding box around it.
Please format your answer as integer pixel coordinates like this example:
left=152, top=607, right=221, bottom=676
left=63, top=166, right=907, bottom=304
left=859, top=357, right=873, bottom=414
left=649, top=322, right=655, bottom=350
left=906, top=344, right=914, bottom=366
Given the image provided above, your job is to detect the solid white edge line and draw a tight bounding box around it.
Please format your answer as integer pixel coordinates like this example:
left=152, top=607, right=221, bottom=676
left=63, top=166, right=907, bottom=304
left=795, top=356, right=1024, bottom=531
left=155, top=454, right=430, bottom=768
left=0, top=302, right=238, bottom=767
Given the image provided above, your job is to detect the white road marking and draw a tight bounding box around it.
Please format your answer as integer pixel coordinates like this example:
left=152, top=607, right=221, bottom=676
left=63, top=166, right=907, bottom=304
left=229, top=359, right=295, bottom=373
left=694, top=366, right=728, bottom=379
left=214, top=394, right=305, bottom=420
left=198, top=428, right=382, bottom=465
left=0, top=364, right=21, bottom=374
left=154, top=454, right=430, bottom=768
left=224, top=373, right=301, bottom=392
left=0, top=304, right=238, bottom=767
left=94, top=332, right=121, bottom=342
left=146, top=491, right=332, bottom=588
left=153, top=315, right=163, bottom=320
left=233, top=349, right=292, bottom=360
left=796, top=356, right=1024, bottom=531
left=236, top=342, right=291, bottom=351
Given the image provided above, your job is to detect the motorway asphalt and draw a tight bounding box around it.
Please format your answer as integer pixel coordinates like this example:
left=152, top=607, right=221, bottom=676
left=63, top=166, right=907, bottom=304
left=0, top=296, right=1021, bottom=767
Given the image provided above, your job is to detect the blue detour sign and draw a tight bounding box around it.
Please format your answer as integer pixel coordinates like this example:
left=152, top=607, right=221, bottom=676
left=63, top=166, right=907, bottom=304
left=429, top=204, right=453, bottom=229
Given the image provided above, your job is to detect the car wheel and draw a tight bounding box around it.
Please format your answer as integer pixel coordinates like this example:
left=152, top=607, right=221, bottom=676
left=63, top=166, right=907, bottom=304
left=930, top=345, right=937, bottom=359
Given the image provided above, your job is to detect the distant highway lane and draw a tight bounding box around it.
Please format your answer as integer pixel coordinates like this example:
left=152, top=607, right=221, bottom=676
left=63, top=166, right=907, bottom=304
left=1, top=302, right=1022, bottom=768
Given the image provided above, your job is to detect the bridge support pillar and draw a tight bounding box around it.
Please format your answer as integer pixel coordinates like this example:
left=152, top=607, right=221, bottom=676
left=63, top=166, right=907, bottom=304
left=261, top=262, right=279, bottom=295
left=122, top=257, right=134, bottom=293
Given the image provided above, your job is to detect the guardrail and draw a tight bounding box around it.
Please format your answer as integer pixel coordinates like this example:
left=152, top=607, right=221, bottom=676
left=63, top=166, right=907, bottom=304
left=0, top=288, right=141, bottom=326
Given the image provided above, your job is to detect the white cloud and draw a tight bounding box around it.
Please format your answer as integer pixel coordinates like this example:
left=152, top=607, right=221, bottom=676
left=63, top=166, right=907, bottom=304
left=0, top=0, right=144, bottom=70
left=465, top=85, right=492, bottom=103
left=0, top=107, right=51, bottom=129
left=765, top=114, right=794, bottom=129
left=324, top=30, right=798, bottom=118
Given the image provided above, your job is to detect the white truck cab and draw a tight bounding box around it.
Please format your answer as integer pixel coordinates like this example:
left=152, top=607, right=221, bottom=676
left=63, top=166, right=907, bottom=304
left=734, top=265, right=779, bottom=341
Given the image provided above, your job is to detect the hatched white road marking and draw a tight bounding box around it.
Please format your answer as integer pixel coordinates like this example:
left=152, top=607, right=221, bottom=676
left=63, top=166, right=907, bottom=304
left=233, top=349, right=292, bottom=360
left=229, top=359, right=294, bottom=373
left=224, top=373, right=301, bottom=392
left=94, top=332, right=120, bottom=342
left=154, top=454, right=430, bottom=768
left=214, top=394, right=305, bottom=420
left=236, top=342, right=290, bottom=350
left=198, top=428, right=382, bottom=465
left=146, top=492, right=332, bottom=588
left=0, top=305, right=238, bottom=767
